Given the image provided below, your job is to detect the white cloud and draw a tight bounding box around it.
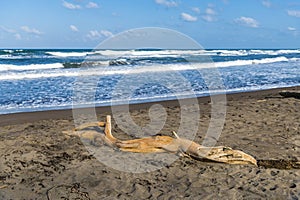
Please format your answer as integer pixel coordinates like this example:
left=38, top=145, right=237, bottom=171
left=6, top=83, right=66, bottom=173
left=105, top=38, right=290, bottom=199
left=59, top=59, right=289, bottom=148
left=21, top=26, right=42, bottom=35
left=100, top=30, right=113, bottom=37
left=201, top=7, right=217, bottom=22
left=192, top=7, right=200, bottom=13
left=63, top=1, right=81, bottom=9
left=14, top=33, right=21, bottom=40
left=287, top=10, right=300, bottom=18
left=86, top=30, right=113, bottom=40
left=86, top=2, right=99, bottom=8
left=202, top=15, right=215, bottom=22
left=0, top=26, right=21, bottom=40
left=262, top=0, right=271, bottom=8
left=0, top=26, right=16, bottom=33
left=87, top=30, right=101, bottom=39
left=234, top=17, right=259, bottom=28
left=155, top=0, right=177, bottom=7
left=70, top=25, right=79, bottom=32
left=288, top=27, right=296, bottom=31
left=181, top=12, right=197, bottom=22
left=222, top=0, right=229, bottom=4
left=206, top=8, right=216, bottom=15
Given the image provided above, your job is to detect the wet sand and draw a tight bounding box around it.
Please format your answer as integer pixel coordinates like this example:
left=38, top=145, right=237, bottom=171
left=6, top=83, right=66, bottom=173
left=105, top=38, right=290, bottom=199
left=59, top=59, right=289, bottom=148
left=0, top=86, right=299, bottom=199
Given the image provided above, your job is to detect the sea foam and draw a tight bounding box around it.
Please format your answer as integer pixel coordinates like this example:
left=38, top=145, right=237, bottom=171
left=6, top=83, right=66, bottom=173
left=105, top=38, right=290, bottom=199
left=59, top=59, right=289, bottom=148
left=0, top=63, right=64, bottom=71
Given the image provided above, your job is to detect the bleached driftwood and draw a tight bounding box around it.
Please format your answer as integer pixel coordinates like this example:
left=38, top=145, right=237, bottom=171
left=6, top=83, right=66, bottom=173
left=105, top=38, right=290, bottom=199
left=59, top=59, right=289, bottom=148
left=66, top=115, right=257, bottom=166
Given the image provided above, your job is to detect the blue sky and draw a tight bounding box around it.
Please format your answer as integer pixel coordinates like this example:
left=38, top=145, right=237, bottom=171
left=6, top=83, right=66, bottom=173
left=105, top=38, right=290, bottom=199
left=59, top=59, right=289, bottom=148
left=0, top=0, right=300, bottom=49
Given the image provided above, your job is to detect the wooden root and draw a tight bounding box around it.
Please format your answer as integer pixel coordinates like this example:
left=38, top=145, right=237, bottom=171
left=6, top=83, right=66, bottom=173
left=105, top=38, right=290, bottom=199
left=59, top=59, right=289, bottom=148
left=68, top=115, right=257, bottom=166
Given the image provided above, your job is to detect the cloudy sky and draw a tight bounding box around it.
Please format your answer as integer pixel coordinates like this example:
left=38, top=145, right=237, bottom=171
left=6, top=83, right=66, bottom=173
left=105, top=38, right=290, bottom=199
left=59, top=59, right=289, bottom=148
left=0, top=0, right=299, bottom=49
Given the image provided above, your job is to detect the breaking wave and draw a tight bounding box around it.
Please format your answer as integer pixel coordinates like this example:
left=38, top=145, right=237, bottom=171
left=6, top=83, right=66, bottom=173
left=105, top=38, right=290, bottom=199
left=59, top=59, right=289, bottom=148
left=0, top=63, right=64, bottom=71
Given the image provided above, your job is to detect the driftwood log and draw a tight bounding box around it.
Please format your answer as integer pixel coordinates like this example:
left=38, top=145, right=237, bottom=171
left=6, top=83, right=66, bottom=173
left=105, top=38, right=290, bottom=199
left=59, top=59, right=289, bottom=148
left=65, top=115, right=257, bottom=166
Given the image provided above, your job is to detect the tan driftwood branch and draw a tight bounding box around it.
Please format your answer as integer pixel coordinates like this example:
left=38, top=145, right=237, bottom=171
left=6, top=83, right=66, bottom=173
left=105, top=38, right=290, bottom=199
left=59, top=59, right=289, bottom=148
left=66, top=115, right=257, bottom=166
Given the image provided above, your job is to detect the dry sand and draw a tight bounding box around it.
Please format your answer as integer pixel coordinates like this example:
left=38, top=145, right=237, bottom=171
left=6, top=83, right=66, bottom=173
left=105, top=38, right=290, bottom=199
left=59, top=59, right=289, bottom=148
left=0, top=87, right=299, bottom=199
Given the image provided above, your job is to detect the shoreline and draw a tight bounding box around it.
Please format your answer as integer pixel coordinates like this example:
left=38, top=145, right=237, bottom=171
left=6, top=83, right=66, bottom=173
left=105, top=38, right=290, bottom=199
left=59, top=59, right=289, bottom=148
left=0, top=85, right=299, bottom=126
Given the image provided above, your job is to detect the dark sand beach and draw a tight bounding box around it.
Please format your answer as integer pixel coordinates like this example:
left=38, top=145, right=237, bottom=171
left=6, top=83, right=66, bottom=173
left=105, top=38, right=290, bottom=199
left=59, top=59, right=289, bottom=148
left=0, top=86, right=299, bottom=199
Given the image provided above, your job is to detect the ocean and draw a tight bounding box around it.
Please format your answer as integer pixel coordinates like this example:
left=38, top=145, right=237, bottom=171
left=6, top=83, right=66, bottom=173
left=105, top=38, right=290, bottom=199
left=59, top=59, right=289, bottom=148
left=0, top=49, right=299, bottom=114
